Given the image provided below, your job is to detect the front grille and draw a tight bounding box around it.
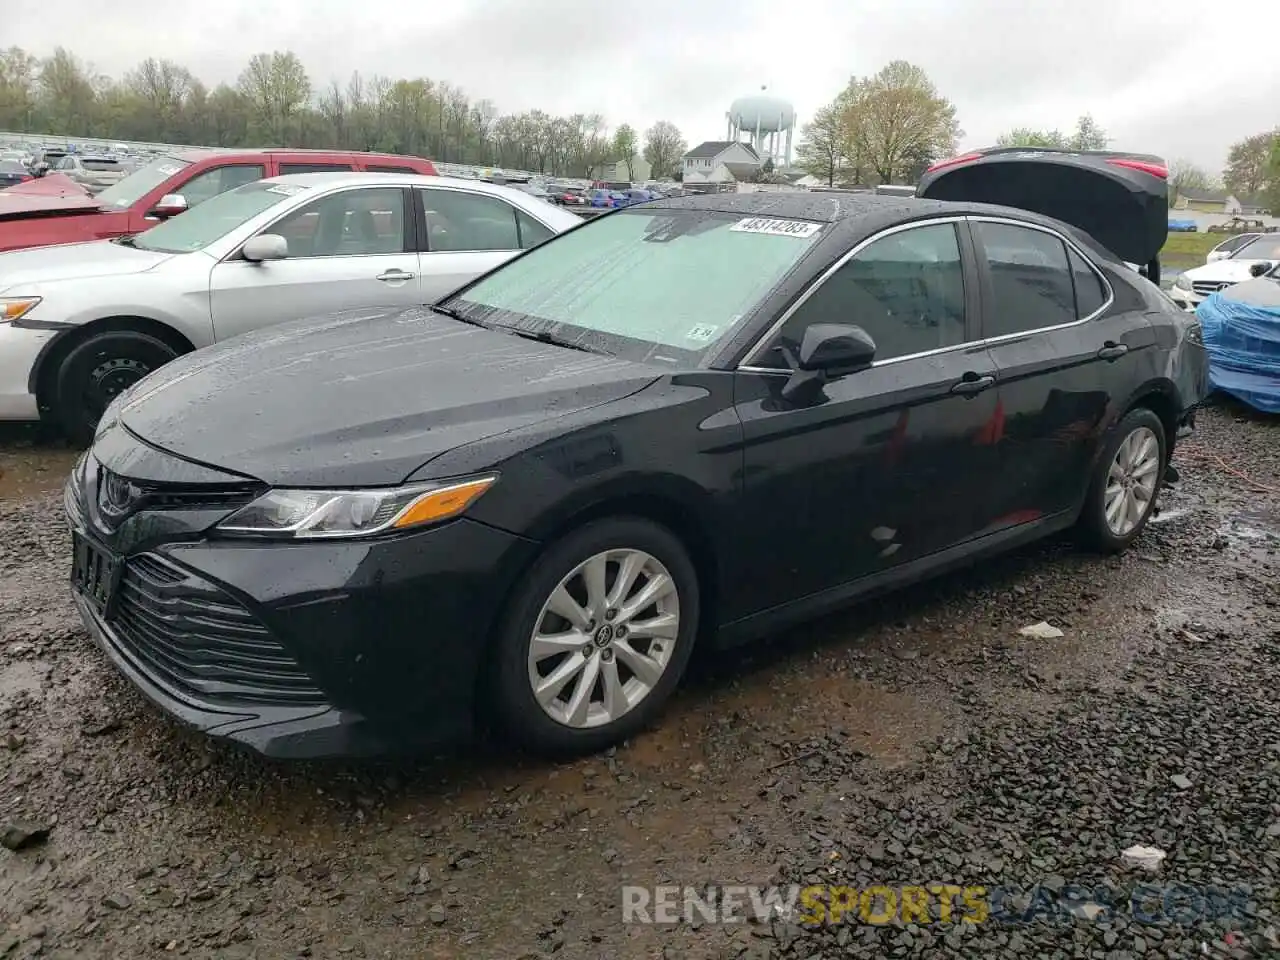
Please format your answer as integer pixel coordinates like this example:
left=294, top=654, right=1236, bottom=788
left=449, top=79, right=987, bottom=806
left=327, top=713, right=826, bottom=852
left=1192, top=281, right=1228, bottom=296
left=111, top=553, right=326, bottom=707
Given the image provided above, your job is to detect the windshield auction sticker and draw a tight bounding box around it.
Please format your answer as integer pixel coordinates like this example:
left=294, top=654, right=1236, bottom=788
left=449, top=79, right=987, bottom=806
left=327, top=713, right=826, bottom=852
left=730, top=217, right=821, bottom=238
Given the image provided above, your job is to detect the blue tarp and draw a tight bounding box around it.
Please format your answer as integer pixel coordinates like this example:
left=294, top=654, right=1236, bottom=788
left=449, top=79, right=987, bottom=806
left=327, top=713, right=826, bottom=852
left=1198, top=291, right=1280, bottom=413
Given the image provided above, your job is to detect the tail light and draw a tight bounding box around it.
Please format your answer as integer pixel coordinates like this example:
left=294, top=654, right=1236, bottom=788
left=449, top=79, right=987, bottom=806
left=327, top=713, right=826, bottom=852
left=925, top=152, right=982, bottom=174
left=1107, top=158, right=1167, bottom=179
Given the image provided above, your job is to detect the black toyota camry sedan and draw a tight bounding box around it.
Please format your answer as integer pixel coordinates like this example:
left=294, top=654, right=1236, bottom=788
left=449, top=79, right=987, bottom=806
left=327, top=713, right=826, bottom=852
left=66, top=149, right=1209, bottom=759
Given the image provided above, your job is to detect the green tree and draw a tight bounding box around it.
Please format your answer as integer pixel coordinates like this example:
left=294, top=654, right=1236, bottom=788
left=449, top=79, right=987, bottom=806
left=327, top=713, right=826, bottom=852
left=1223, top=130, right=1278, bottom=197
left=237, top=51, right=311, bottom=144
left=796, top=103, right=845, bottom=186
left=841, top=61, right=960, bottom=184
left=642, top=120, right=685, bottom=179
left=612, top=123, right=638, bottom=180
left=996, top=127, right=1067, bottom=148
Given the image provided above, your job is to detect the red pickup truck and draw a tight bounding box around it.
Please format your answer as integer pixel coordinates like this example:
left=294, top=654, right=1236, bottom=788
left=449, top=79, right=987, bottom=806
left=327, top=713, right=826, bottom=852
left=0, top=148, right=438, bottom=253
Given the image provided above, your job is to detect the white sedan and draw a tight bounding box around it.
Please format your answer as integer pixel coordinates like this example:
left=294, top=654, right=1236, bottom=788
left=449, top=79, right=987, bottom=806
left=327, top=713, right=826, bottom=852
left=0, top=172, right=582, bottom=442
left=1169, top=233, right=1280, bottom=311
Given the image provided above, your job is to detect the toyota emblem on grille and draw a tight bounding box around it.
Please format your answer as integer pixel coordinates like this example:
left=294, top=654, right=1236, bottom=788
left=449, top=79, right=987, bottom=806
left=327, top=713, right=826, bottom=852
left=98, top=469, right=141, bottom=520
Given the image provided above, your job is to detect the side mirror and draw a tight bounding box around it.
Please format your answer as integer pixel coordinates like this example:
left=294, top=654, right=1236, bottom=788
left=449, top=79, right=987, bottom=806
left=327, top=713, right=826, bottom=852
left=241, top=233, right=289, bottom=262
left=780, top=324, right=876, bottom=404
left=150, top=193, right=188, bottom=219
left=797, top=323, right=877, bottom=373
left=1249, top=261, right=1273, bottom=278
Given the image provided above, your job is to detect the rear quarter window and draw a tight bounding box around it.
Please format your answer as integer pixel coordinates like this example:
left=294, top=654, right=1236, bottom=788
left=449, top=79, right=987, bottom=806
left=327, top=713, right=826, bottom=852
left=365, top=165, right=419, bottom=174
left=1068, top=248, right=1109, bottom=317
left=278, top=162, right=355, bottom=174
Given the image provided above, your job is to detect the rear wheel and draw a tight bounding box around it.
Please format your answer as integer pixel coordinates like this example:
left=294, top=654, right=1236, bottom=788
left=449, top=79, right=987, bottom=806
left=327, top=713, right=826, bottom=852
left=1078, top=408, right=1166, bottom=552
left=54, top=329, right=178, bottom=445
left=489, top=517, right=700, bottom=756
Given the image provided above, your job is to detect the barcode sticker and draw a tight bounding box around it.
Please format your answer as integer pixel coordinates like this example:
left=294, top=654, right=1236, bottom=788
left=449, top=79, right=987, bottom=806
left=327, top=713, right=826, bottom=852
left=730, top=217, right=821, bottom=238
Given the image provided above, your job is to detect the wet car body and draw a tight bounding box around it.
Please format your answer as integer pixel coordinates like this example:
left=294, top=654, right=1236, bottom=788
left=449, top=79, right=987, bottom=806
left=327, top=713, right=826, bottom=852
left=66, top=167, right=1209, bottom=759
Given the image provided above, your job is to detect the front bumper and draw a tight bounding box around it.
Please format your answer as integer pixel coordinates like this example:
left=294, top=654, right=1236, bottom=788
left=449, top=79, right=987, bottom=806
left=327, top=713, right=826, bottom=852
left=65, top=468, right=539, bottom=759
left=0, top=322, right=57, bottom=420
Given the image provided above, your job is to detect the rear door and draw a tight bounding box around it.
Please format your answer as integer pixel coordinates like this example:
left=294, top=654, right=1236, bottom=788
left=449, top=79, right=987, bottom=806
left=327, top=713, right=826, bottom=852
left=208, top=184, right=420, bottom=342
left=413, top=186, right=556, bottom=301
left=969, top=216, right=1156, bottom=524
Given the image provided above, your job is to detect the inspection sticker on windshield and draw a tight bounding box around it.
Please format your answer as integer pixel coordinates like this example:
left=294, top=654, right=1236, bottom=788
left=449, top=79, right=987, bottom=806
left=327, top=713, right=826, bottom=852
left=265, top=184, right=305, bottom=196
left=685, top=324, right=719, bottom=341
left=730, top=217, right=821, bottom=238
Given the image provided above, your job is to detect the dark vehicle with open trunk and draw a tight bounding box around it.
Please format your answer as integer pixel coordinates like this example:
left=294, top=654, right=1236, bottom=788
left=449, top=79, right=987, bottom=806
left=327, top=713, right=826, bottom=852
left=66, top=149, right=1207, bottom=759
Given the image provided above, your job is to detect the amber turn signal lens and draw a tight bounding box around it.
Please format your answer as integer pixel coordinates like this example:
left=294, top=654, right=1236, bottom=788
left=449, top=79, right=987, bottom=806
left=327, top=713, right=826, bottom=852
left=0, top=297, right=41, bottom=322
left=392, top=477, right=496, bottom=529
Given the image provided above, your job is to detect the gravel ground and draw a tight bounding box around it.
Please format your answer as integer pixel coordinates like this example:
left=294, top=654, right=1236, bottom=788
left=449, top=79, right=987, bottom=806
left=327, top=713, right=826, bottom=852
left=0, top=401, right=1277, bottom=960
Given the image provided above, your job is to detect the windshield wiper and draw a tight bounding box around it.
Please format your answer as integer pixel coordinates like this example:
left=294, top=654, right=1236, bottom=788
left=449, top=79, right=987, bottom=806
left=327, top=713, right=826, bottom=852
left=430, top=303, right=489, bottom=329
left=112, top=234, right=137, bottom=247
left=504, top=327, right=599, bottom=355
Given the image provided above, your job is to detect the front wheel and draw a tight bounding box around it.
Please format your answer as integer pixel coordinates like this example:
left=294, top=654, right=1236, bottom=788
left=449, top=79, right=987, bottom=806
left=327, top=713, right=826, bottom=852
left=53, top=330, right=178, bottom=445
left=489, top=517, right=700, bottom=756
left=1078, top=408, right=1167, bottom=552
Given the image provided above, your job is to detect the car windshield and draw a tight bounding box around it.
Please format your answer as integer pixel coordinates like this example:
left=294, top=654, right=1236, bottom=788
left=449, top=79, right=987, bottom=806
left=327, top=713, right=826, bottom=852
left=443, top=207, right=822, bottom=365
left=132, top=180, right=298, bottom=254
left=1234, top=235, right=1280, bottom=260
left=97, top=156, right=192, bottom=209
left=81, top=158, right=120, bottom=172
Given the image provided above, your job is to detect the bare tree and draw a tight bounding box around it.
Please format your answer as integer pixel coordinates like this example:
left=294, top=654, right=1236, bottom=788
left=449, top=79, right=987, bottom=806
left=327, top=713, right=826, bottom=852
left=643, top=121, right=686, bottom=179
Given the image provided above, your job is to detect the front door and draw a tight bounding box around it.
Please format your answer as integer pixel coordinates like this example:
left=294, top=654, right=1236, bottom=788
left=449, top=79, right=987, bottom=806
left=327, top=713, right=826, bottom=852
left=969, top=217, right=1158, bottom=523
left=730, top=220, right=1005, bottom=617
left=414, top=186, right=555, bottom=301
left=209, top=185, right=420, bottom=342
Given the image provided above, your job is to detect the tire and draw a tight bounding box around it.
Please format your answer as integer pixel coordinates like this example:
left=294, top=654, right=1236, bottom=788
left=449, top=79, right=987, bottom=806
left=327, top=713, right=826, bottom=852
left=1078, top=408, right=1167, bottom=553
left=489, top=516, right=700, bottom=756
left=53, top=329, right=179, bottom=445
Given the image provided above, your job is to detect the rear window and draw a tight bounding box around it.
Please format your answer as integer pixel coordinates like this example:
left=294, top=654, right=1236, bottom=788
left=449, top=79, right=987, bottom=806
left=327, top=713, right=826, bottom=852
left=82, top=158, right=120, bottom=171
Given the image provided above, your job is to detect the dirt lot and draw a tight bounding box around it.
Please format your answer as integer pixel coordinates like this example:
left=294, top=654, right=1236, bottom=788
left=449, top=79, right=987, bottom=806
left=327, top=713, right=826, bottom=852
left=1, top=403, right=1278, bottom=960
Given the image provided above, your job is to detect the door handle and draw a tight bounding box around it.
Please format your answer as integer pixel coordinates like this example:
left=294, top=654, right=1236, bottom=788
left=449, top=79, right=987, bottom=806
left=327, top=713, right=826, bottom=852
left=376, top=269, right=416, bottom=282
left=951, top=374, right=996, bottom=396
left=1097, top=342, right=1129, bottom=360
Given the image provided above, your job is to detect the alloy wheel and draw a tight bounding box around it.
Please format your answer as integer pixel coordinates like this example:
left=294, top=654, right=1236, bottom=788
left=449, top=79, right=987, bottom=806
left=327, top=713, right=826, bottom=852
left=526, top=548, right=680, bottom=729
left=1104, top=425, right=1161, bottom=537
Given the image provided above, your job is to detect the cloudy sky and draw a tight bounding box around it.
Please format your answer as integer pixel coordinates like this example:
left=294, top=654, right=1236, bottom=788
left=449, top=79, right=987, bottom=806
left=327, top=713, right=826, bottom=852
left=8, top=0, right=1277, bottom=173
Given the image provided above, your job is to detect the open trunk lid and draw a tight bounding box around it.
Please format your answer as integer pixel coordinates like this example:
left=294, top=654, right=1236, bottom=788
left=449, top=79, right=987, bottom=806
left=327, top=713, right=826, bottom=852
left=916, top=147, right=1168, bottom=271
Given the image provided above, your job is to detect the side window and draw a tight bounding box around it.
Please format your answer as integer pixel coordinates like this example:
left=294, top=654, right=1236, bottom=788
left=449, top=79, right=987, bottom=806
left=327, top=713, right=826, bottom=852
left=517, top=210, right=554, bottom=249
left=1068, top=248, right=1108, bottom=318
left=57, top=157, right=75, bottom=170
left=418, top=189, right=520, bottom=252
left=975, top=222, right=1075, bottom=338
left=278, top=162, right=354, bottom=175
left=365, top=164, right=418, bottom=174
left=177, top=164, right=266, bottom=208
left=266, top=187, right=406, bottom=258
left=764, top=222, right=967, bottom=367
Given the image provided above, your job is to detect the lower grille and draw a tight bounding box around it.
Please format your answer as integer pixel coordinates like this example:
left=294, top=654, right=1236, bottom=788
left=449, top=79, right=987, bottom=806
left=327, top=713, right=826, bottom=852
left=111, top=553, right=326, bottom=707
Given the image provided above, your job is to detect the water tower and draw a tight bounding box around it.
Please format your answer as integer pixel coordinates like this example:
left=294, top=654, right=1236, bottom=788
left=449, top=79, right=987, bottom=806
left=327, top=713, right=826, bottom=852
left=727, top=87, right=797, bottom=168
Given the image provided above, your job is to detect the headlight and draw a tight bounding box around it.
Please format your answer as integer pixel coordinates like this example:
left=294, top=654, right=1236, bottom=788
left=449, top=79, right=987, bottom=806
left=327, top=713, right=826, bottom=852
left=0, top=296, right=41, bottom=323
left=215, top=475, right=496, bottom=539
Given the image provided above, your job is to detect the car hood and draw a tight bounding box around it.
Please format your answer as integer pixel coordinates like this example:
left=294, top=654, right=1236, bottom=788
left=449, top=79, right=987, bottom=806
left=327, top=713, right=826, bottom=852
left=116, top=307, right=663, bottom=488
left=0, top=240, right=176, bottom=290
left=917, top=147, right=1168, bottom=267
left=1179, top=259, right=1265, bottom=285
left=0, top=173, right=98, bottom=216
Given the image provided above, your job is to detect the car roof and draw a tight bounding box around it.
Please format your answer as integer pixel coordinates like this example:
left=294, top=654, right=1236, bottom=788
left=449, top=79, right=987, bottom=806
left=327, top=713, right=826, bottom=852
left=168, top=147, right=430, bottom=164
left=644, top=192, right=1123, bottom=266
left=253, top=171, right=551, bottom=202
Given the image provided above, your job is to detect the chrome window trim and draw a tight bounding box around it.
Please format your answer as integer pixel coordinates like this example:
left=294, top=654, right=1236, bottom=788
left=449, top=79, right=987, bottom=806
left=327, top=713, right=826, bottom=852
left=736, top=213, right=1116, bottom=375
left=232, top=183, right=413, bottom=263
left=966, top=215, right=1115, bottom=343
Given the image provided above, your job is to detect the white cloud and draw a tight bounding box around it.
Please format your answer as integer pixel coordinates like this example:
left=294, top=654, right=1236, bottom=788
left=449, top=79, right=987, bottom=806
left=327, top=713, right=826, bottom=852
left=7, top=0, right=1276, bottom=172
